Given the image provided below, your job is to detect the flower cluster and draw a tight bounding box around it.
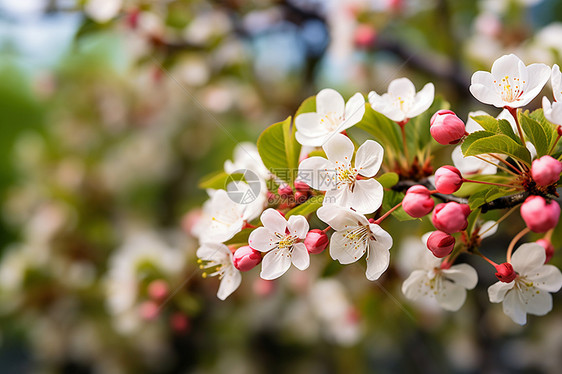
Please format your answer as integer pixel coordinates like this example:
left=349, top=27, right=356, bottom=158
left=194, top=54, right=561, bottom=326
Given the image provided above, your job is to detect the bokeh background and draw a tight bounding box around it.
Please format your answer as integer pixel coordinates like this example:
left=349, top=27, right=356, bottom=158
left=1, top=0, right=562, bottom=373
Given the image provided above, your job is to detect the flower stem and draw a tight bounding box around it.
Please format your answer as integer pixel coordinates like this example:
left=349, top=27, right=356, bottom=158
left=487, top=154, right=524, bottom=174
left=473, top=155, right=518, bottom=176
left=322, top=226, right=331, bottom=233
left=507, top=227, right=531, bottom=263
left=506, top=106, right=526, bottom=146
left=462, top=178, right=520, bottom=189
left=478, top=206, right=517, bottom=237
left=399, top=122, right=410, bottom=164
left=548, top=132, right=561, bottom=155
left=475, top=249, right=499, bottom=267
left=374, top=202, right=403, bottom=225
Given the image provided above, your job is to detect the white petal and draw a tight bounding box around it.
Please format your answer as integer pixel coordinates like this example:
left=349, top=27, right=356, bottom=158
left=502, top=290, right=527, bottom=325
left=354, top=140, right=384, bottom=177
left=365, top=236, right=391, bottom=281
left=348, top=179, right=383, bottom=214
left=402, top=270, right=430, bottom=301
left=441, top=264, right=478, bottom=290
left=323, top=133, right=354, bottom=165
left=529, top=265, right=562, bottom=293
left=316, top=205, right=368, bottom=231
left=196, top=242, right=230, bottom=262
left=470, top=71, right=504, bottom=107
left=287, top=215, right=309, bottom=239
left=295, top=112, right=326, bottom=139
left=511, top=243, right=546, bottom=274
left=260, top=249, right=292, bottom=280
left=329, top=231, right=368, bottom=265
left=479, top=221, right=498, bottom=239
left=260, top=208, right=287, bottom=234
left=295, top=130, right=326, bottom=147
left=488, top=281, right=514, bottom=303
left=387, top=77, right=416, bottom=98
left=435, top=280, right=467, bottom=311
left=522, top=287, right=552, bottom=317
left=552, top=64, right=562, bottom=102
left=316, top=88, right=345, bottom=118
left=342, top=93, right=366, bottom=129
left=248, top=227, right=278, bottom=252
left=519, top=63, right=551, bottom=106
left=490, top=54, right=522, bottom=79
left=217, top=268, right=242, bottom=300
left=407, top=83, right=435, bottom=118
left=298, top=157, right=336, bottom=191
left=369, top=224, right=393, bottom=251
left=291, top=243, right=310, bottom=270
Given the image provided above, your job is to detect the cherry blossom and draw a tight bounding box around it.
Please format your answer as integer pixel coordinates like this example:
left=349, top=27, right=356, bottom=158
left=298, top=133, right=384, bottom=214
left=295, top=88, right=365, bottom=147
left=248, top=209, right=310, bottom=280
left=368, top=77, right=434, bottom=122
left=488, top=243, right=562, bottom=325
left=402, top=240, right=478, bottom=311
left=542, top=64, right=562, bottom=125
left=197, top=243, right=242, bottom=300
left=316, top=205, right=392, bottom=281
left=469, top=54, right=550, bottom=108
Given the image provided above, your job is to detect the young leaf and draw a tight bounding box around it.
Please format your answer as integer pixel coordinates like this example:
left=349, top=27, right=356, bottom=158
left=377, top=172, right=399, bottom=188
left=519, top=111, right=549, bottom=156
left=355, top=104, right=403, bottom=155
left=257, top=116, right=300, bottom=183
left=462, top=133, right=531, bottom=165
left=285, top=195, right=324, bottom=218
left=497, top=119, right=520, bottom=143
left=199, top=171, right=245, bottom=189
left=471, top=115, right=500, bottom=133
left=382, top=190, right=416, bottom=221
left=295, top=96, right=316, bottom=117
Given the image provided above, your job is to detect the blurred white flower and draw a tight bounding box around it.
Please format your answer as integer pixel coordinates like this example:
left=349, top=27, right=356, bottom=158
left=488, top=243, right=562, bottom=325
left=249, top=209, right=309, bottom=280
left=298, top=134, right=384, bottom=214
left=84, top=0, right=122, bottom=23
left=224, top=142, right=270, bottom=182
left=197, top=242, right=241, bottom=300
left=368, top=77, right=434, bottom=123
left=470, top=54, right=550, bottom=108
left=543, top=64, right=562, bottom=125
left=295, top=88, right=365, bottom=146
left=317, top=205, right=392, bottom=281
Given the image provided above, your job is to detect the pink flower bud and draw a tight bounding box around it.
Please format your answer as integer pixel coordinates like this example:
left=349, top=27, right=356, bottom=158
left=294, top=180, right=311, bottom=192
left=434, top=166, right=463, bottom=194
left=147, top=279, right=169, bottom=301
left=536, top=239, right=555, bottom=263
left=520, top=196, right=560, bottom=233
left=278, top=184, right=293, bottom=197
left=531, top=155, right=562, bottom=187
left=495, top=263, right=517, bottom=283
left=294, top=191, right=308, bottom=204
left=304, top=229, right=329, bottom=254
left=233, top=245, right=262, bottom=272
left=139, top=301, right=159, bottom=321
left=426, top=231, right=455, bottom=258
left=432, top=202, right=471, bottom=233
left=558, top=125, right=562, bottom=136
left=354, top=24, right=377, bottom=48
left=430, top=110, right=466, bottom=145
left=402, top=185, right=435, bottom=218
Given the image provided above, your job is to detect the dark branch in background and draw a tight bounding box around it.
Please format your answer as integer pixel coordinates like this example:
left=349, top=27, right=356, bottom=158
left=480, top=192, right=529, bottom=213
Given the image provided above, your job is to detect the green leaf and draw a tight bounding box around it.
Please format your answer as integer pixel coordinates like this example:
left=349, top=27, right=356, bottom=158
left=199, top=171, right=245, bottom=189
left=519, top=111, right=549, bottom=156
left=461, top=132, right=531, bottom=165
left=467, top=187, right=514, bottom=210
left=377, top=172, right=399, bottom=188
left=355, top=104, right=403, bottom=155
left=285, top=196, right=324, bottom=218
left=382, top=190, right=416, bottom=221
left=224, top=228, right=253, bottom=245
left=454, top=175, right=514, bottom=197
left=529, top=108, right=558, bottom=151
left=409, top=96, right=449, bottom=153
left=471, top=115, right=500, bottom=133
left=497, top=119, right=520, bottom=143
left=257, top=116, right=301, bottom=183
left=295, top=96, right=316, bottom=117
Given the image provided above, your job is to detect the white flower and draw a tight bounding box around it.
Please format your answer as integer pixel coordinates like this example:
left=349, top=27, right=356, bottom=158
left=488, top=243, right=562, bottom=325
left=197, top=242, right=241, bottom=300
left=295, top=88, right=365, bottom=146
left=543, top=64, right=562, bottom=125
left=298, top=134, right=384, bottom=214
left=192, top=189, right=247, bottom=243
left=248, top=209, right=310, bottom=280
left=368, top=77, right=434, bottom=123
left=402, top=244, right=478, bottom=311
left=84, top=0, right=122, bottom=23
left=316, top=205, right=392, bottom=281
left=224, top=142, right=270, bottom=181
left=469, top=54, right=550, bottom=108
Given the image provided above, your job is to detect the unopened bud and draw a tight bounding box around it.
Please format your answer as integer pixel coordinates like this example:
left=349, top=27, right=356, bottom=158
left=520, top=196, right=560, bottom=233
left=402, top=185, right=434, bottom=218
left=430, top=110, right=466, bottom=145
left=536, top=239, right=555, bottom=263
left=495, top=262, right=517, bottom=283
left=432, top=202, right=471, bottom=233
left=426, top=231, right=455, bottom=258
left=531, top=155, right=562, bottom=187
left=233, top=245, right=262, bottom=272
left=294, top=180, right=311, bottom=192
left=434, top=166, right=463, bottom=194
left=304, top=229, right=329, bottom=254
left=147, top=279, right=169, bottom=301
left=139, top=301, right=159, bottom=321
left=278, top=184, right=293, bottom=197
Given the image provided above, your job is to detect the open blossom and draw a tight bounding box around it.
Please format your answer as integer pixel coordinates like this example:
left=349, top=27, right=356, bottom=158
left=469, top=54, right=550, bottom=108
left=317, top=205, right=392, bottom=281
left=192, top=189, right=247, bottom=243
left=298, top=134, right=384, bottom=214
left=248, top=209, right=310, bottom=280
left=488, top=243, right=562, bottom=325
left=224, top=142, right=270, bottom=181
left=368, top=77, right=434, bottom=122
left=542, top=64, right=562, bottom=125
left=197, top=243, right=241, bottom=300
left=402, top=243, right=478, bottom=311
left=295, top=88, right=365, bottom=146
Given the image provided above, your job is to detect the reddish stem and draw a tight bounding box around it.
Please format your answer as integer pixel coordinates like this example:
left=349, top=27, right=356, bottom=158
left=374, top=202, right=403, bottom=225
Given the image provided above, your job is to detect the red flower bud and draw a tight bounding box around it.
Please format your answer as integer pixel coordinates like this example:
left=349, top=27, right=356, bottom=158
left=233, top=245, right=262, bottom=272
left=432, top=202, right=471, bottom=233
left=294, top=180, right=311, bottom=192
left=495, top=262, right=517, bottom=283
left=520, top=196, right=560, bottom=233
left=430, top=110, right=466, bottom=145
left=434, top=165, right=463, bottom=194
left=147, top=279, right=169, bottom=301
left=426, top=231, right=455, bottom=258
left=304, top=229, right=329, bottom=254
left=278, top=184, right=293, bottom=197
left=531, top=155, right=562, bottom=187
left=402, top=185, right=435, bottom=218
left=294, top=191, right=308, bottom=204
left=536, top=239, right=555, bottom=263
